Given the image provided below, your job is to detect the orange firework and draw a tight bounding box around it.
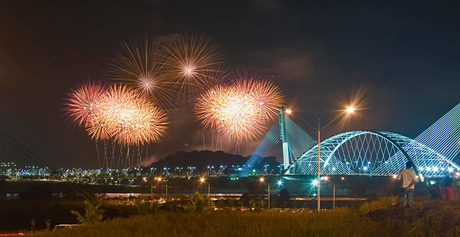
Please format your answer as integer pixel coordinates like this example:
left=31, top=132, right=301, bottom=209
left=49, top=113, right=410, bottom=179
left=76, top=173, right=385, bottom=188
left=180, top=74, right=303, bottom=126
left=195, top=75, right=283, bottom=141
left=114, top=102, right=169, bottom=145
left=64, top=81, right=107, bottom=126
left=107, top=38, right=177, bottom=109
left=87, top=84, right=168, bottom=144
left=161, top=33, right=222, bottom=98
left=231, top=71, right=284, bottom=122
left=85, top=115, right=112, bottom=141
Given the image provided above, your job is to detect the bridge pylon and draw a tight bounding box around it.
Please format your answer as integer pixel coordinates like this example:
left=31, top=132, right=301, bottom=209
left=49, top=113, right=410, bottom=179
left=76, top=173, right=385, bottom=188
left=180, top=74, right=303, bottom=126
left=279, top=106, right=292, bottom=171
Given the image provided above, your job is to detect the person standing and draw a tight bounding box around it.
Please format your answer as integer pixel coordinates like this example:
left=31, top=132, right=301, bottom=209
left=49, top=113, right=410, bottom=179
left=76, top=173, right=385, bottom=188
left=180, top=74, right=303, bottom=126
left=396, top=161, right=417, bottom=208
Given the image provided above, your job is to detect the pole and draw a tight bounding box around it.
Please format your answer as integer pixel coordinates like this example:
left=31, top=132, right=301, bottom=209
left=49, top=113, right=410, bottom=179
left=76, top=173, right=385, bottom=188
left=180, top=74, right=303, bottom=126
left=150, top=179, right=153, bottom=195
left=268, top=183, right=270, bottom=209
left=333, top=182, right=336, bottom=210
left=317, top=118, right=321, bottom=212
left=208, top=182, right=211, bottom=206
left=165, top=180, right=168, bottom=201
left=161, top=181, right=163, bottom=196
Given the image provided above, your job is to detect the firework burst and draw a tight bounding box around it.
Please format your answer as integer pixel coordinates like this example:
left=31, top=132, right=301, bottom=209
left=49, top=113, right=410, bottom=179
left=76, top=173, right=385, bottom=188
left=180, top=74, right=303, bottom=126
left=107, top=38, right=177, bottom=109
left=66, top=83, right=168, bottom=144
left=95, top=85, right=169, bottom=145
left=114, top=104, right=169, bottom=145
left=161, top=33, right=222, bottom=98
left=231, top=71, right=284, bottom=122
left=195, top=75, right=283, bottom=141
left=64, top=81, right=107, bottom=126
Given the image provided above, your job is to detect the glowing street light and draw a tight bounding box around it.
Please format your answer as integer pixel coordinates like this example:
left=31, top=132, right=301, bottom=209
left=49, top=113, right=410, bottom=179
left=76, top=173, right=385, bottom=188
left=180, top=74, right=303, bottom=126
left=346, top=107, right=355, bottom=113
left=312, top=179, right=318, bottom=186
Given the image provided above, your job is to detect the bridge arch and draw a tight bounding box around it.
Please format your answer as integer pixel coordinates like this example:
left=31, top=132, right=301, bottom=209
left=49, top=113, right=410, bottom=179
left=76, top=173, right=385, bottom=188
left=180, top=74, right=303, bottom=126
left=285, top=130, right=458, bottom=177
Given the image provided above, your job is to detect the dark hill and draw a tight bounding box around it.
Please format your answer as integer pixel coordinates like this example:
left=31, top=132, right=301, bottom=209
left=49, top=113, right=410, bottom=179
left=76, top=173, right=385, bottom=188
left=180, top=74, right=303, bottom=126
left=149, top=150, right=280, bottom=175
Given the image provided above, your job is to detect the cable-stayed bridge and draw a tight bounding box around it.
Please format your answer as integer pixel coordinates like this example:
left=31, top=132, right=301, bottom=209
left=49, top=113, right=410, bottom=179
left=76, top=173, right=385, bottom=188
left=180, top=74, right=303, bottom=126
left=241, top=103, right=460, bottom=178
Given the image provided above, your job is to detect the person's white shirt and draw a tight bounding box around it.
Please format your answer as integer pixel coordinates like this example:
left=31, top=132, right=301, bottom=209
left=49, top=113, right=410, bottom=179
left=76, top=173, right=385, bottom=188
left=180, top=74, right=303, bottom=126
left=397, top=169, right=417, bottom=189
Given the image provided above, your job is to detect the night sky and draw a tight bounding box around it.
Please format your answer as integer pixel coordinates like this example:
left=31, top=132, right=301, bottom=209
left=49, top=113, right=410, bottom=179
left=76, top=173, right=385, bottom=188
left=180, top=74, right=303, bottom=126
left=1, top=0, right=459, bottom=168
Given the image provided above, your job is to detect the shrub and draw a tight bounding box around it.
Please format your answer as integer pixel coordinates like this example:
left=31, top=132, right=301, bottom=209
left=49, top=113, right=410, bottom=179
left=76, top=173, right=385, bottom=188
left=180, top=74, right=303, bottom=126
left=185, top=192, right=212, bottom=213
left=70, top=200, right=104, bottom=224
left=134, top=198, right=159, bottom=215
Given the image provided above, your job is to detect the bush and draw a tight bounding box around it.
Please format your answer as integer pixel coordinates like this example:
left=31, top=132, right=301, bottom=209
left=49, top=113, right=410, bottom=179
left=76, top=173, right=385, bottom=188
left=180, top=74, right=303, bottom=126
left=134, top=198, right=159, bottom=215
left=70, top=200, right=104, bottom=224
left=185, top=192, right=212, bottom=213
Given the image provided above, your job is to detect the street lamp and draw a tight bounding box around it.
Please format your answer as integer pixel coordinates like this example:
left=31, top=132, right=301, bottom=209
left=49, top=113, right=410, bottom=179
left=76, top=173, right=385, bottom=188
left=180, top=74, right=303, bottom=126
left=200, top=177, right=210, bottom=197
left=200, top=177, right=211, bottom=206
left=324, top=176, right=337, bottom=210
left=287, top=106, right=355, bottom=212
left=260, top=177, right=270, bottom=209
left=156, top=177, right=168, bottom=201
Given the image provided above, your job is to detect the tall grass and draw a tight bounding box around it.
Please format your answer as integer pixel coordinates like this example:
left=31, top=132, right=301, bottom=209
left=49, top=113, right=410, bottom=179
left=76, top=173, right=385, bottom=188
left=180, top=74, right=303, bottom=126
left=41, top=197, right=460, bottom=237
left=43, top=209, right=377, bottom=236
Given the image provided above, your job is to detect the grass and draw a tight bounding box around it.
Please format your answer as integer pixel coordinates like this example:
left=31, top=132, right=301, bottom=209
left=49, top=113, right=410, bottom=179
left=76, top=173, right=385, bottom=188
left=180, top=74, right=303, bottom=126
left=36, top=197, right=460, bottom=237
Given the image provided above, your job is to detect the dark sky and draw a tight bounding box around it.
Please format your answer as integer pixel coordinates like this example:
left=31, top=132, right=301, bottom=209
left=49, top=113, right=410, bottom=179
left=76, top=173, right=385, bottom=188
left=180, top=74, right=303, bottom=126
left=0, top=0, right=459, bottom=168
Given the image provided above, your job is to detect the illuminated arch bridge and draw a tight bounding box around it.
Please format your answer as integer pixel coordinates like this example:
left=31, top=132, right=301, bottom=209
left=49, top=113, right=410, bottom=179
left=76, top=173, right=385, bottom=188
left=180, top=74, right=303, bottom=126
left=242, top=103, right=460, bottom=178
left=285, top=130, right=460, bottom=177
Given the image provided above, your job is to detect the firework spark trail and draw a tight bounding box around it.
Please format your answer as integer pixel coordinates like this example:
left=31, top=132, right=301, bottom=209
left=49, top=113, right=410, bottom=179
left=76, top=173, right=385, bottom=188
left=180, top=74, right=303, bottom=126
left=161, top=33, right=222, bottom=99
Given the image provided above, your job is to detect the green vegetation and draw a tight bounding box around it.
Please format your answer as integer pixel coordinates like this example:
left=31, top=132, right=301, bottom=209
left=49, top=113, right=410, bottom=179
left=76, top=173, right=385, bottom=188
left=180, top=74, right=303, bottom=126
left=41, top=197, right=460, bottom=237
left=134, top=197, right=160, bottom=215
left=70, top=200, right=105, bottom=224
left=184, top=192, right=212, bottom=213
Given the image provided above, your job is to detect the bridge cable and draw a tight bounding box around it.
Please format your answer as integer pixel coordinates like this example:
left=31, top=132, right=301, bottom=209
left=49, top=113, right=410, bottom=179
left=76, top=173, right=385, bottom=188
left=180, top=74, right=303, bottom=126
left=0, top=129, right=95, bottom=200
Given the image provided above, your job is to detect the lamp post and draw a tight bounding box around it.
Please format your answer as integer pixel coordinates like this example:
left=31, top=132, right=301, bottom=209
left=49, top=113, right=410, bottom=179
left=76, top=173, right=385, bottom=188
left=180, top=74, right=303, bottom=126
left=260, top=177, right=270, bottom=209
left=156, top=177, right=168, bottom=201
left=165, top=180, right=168, bottom=201
left=200, top=177, right=210, bottom=196
left=333, top=181, right=335, bottom=210
left=200, top=177, right=211, bottom=206
left=324, top=176, right=336, bottom=210
left=288, top=106, right=355, bottom=212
